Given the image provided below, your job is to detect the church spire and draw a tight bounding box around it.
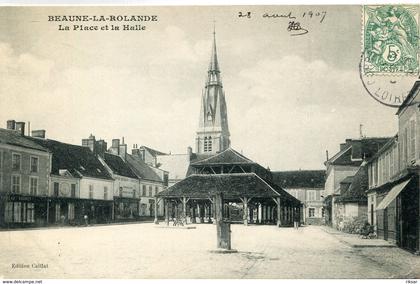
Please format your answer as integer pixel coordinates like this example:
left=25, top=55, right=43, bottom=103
left=206, top=25, right=222, bottom=87
left=196, top=26, right=230, bottom=155
left=208, top=24, right=220, bottom=72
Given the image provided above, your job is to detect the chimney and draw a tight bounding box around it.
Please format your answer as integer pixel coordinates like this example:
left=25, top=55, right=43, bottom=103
left=112, top=139, right=120, bottom=150
left=119, top=138, right=127, bottom=161
left=32, top=130, right=46, bottom=139
left=82, top=134, right=96, bottom=153
left=187, top=146, right=192, bottom=157
left=6, top=120, right=16, bottom=130
left=109, top=139, right=120, bottom=156
left=326, top=150, right=329, bottom=161
left=351, top=140, right=362, bottom=160
left=132, top=148, right=140, bottom=156
left=95, top=139, right=107, bottom=158
left=15, top=122, right=25, bottom=136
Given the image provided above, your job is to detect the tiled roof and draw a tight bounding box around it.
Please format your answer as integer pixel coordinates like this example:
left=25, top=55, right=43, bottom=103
left=271, top=170, right=325, bottom=189
left=126, top=154, right=163, bottom=182
left=190, top=148, right=255, bottom=166
left=327, top=137, right=391, bottom=167
left=0, top=128, right=48, bottom=152
left=157, top=173, right=300, bottom=204
left=28, top=137, right=112, bottom=180
left=103, top=152, right=137, bottom=179
left=140, top=146, right=167, bottom=157
left=335, top=163, right=368, bottom=203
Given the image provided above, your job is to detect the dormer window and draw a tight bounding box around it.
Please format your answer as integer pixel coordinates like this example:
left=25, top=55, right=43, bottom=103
left=207, top=111, right=212, bottom=121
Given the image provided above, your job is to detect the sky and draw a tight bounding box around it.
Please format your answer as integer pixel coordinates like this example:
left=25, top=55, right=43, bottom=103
left=0, top=5, right=406, bottom=170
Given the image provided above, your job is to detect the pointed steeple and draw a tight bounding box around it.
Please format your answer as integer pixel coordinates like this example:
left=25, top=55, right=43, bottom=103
left=209, top=25, right=220, bottom=72
left=206, top=25, right=222, bottom=87
left=196, top=26, right=230, bottom=154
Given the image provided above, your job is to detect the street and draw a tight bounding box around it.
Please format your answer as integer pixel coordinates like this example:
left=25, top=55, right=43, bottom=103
left=0, top=224, right=419, bottom=279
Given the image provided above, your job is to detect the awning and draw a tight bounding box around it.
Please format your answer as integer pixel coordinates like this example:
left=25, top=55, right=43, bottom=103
left=376, top=178, right=412, bottom=210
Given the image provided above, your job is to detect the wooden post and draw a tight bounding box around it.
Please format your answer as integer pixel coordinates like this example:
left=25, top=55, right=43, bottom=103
left=165, top=199, right=169, bottom=226
left=154, top=197, right=159, bottom=224
left=242, top=197, right=248, bottom=226
left=182, top=197, right=187, bottom=224
left=208, top=203, right=213, bottom=223
left=249, top=205, right=254, bottom=224
left=257, top=204, right=261, bottom=224
left=191, top=202, right=196, bottom=223
left=276, top=197, right=281, bottom=227
left=199, top=203, right=204, bottom=223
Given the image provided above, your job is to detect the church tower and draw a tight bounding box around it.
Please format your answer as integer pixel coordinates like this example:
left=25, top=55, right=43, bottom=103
left=196, top=29, right=231, bottom=154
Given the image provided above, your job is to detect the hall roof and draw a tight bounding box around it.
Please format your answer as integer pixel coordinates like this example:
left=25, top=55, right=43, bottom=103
left=190, top=148, right=255, bottom=166
left=157, top=173, right=300, bottom=204
left=271, top=170, right=326, bottom=189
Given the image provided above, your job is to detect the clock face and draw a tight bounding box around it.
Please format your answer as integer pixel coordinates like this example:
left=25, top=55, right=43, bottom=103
left=60, top=183, right=70, bottom=196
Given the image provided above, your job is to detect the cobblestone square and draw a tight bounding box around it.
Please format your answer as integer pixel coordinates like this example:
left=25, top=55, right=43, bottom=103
left=1, top=224, right=419, bottom=279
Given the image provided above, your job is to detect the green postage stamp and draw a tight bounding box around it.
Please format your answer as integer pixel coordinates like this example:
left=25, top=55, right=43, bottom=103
left=363, top=5, right=419, bottom=75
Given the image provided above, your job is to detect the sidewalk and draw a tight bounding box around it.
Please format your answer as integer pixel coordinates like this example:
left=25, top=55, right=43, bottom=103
left=321, top=226, right=396, bottom=248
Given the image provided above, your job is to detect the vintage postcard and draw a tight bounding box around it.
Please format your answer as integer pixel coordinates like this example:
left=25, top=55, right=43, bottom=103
left=0, top=3, right=419, bottom=281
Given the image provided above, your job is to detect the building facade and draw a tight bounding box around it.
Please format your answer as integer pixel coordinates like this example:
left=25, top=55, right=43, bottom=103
left=324, top=137, right=390, bottom=227
left=128, top=150, right=166, bottom=218
left=30, top=135, right=114, bottom=225
left=272, top=170, right=326, bottom=225
left=366, top=80, right=420, bottom=253
left=0, top=123, right=51, bottom=228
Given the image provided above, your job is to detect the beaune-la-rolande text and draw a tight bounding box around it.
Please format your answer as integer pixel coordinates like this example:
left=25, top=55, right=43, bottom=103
left=48, top=15, right=158, bottom=22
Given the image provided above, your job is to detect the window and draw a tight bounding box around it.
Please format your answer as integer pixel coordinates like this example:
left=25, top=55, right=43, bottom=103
left=307, top=190, right=315, bottom=201
left=142, top=185, right=146, bottom=196
left=4, top=202, right=34, bottom=223
left=30, top=156, right=39, bottom=173
left=410, top=120, right=416, bottom=160
left=133, top=189, right=136, bottom=198
left=308, top=208, right=315, bottom=218
left=104, top=186, right=108, bottom=200
left=11, top=175, right=21, bottom=193
left=119, top=187, right=123, bottom=197
left=30, top=177, right=38, bottom=195
left=149, top=186, right=152, bottom=197
left=204, top=137, right=208, bottom=152
left=12, top=153, right=21, bottom=171
left=321, top=208, right=325, bottom=218
left=155, top=186, right=158, bottom=196
left=89, top=185, right=94, bottom=199
left=207, top=136, right=212, bottom=152
left=71, top=184, right=76, bottom=197
left=53, top=182, right=59, bottom=196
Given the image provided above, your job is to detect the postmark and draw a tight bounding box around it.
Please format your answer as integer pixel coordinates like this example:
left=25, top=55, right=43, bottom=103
left=363, top=5, right=419, bottom=76
left=361, top=5, right=419, bottom=108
